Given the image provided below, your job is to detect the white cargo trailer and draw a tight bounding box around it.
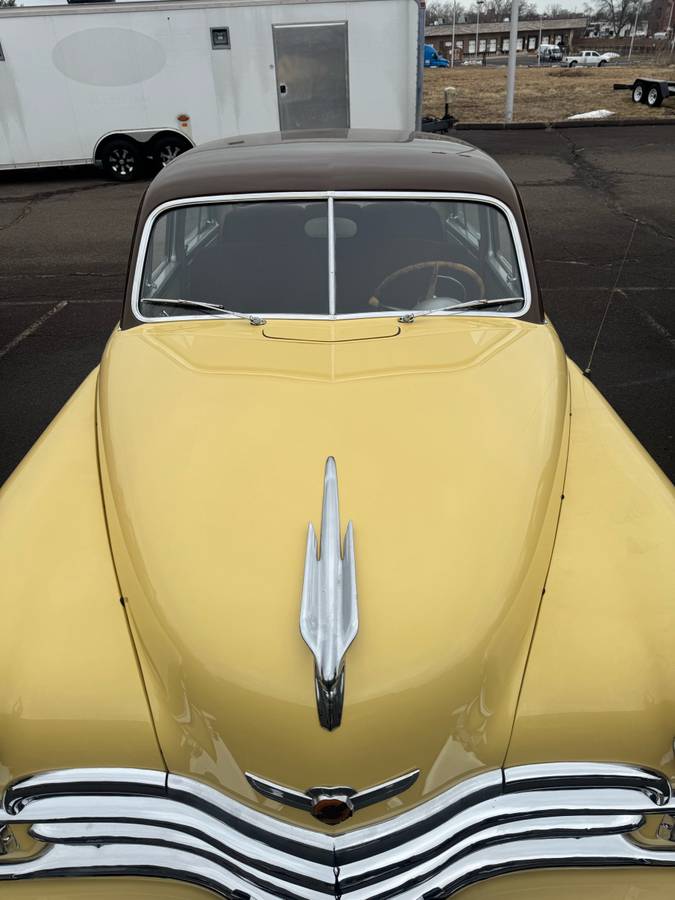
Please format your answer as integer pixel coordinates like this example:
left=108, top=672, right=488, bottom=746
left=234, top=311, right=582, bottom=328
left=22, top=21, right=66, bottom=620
left=0, top=0, right=422, bottom=179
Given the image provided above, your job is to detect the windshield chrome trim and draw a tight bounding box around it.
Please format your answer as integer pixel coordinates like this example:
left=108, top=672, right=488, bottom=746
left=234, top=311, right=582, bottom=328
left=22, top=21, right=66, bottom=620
left=130, top=190, right=532, bottom=324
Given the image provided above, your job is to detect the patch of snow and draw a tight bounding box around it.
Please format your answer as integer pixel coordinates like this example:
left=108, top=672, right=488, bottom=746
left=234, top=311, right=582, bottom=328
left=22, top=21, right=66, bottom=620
left=567, top=109, right=616, bottom=120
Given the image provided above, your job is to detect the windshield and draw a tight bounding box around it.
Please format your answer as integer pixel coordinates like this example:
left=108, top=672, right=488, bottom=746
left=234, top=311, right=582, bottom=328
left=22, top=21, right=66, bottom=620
left=137, top=196, right=526, bottom=320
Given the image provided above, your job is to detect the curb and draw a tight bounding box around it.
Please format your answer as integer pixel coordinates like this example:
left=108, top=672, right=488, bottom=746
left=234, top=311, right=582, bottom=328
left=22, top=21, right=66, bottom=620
left=454, top=121, right=547, bottom=130
left=452, top=117, right=675, bottom=130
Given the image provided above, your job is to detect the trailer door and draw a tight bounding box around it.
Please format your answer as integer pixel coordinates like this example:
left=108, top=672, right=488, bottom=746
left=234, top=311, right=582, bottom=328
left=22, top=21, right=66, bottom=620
left=272, top=23, right=349, bottom=131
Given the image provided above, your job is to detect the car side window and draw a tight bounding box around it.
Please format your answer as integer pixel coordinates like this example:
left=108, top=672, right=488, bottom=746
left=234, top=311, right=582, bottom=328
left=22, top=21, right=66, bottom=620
left=144, top=212, right=177, bottom=295
left=183, top=205, right=220, bottom=254
left=490, top=211, right=520, bottom=288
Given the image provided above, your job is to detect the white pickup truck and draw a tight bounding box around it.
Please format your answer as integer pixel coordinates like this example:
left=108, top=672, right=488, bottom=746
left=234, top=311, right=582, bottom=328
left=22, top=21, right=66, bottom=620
left=563, top=50, right=609, bottom=67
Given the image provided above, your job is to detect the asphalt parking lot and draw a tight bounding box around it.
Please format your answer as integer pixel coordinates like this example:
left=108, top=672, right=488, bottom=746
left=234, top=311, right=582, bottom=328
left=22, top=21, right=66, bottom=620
left=1, top=123, right=674, bottom=484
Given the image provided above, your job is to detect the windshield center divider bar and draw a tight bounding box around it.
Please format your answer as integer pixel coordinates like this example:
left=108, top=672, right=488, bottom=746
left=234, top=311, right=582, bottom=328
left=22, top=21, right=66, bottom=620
left=327, top=196, right=336, bottom=317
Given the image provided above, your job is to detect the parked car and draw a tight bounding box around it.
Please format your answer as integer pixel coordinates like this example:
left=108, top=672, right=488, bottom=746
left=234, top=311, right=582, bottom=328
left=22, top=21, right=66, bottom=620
left=1, top=131, right=674, bottom=899
left=424, top=43, right=450, bottom=67
left=538, top=42, right=563, bottom=61
left=601, top=50, right=621, bottom=59
left=564, top=49, right=609, bottom=66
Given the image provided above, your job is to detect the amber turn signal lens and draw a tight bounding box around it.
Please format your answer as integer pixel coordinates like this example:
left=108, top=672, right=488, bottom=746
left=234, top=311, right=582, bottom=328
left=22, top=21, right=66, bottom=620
left=311, top=796, right=354, bottom=826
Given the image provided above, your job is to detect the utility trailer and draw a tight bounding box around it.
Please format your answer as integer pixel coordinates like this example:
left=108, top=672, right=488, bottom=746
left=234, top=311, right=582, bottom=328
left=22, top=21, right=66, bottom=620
left=0, top=0, right=422, bottom=180
left=614, top=77, right=675, bottom=109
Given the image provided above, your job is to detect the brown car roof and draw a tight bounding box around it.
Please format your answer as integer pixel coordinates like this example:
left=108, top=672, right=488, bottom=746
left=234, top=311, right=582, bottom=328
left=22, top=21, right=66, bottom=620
left=122, top=130, right=542, bottom=326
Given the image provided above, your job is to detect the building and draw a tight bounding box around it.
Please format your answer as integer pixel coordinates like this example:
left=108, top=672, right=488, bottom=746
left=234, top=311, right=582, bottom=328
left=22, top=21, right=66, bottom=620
left=425, top=17, right=588, bottom=58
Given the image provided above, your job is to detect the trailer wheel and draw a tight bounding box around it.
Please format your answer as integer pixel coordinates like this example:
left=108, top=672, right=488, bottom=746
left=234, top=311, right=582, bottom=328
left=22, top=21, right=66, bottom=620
left=152, top=135, right=191, bottom=169
left=632, top=83, right=644, bottom=103
left=100, top=138, right=142, bottom=182
left=647, top=86, right=663, bottom=107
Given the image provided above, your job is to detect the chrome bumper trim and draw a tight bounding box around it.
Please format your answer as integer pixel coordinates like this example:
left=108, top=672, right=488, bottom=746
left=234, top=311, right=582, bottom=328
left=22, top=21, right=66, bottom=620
left=1, top=763, right=674, bottom=898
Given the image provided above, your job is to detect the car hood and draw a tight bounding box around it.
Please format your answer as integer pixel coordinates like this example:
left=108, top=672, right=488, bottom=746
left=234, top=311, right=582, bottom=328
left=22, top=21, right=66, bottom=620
left=97, top=315, right=569, bottom=830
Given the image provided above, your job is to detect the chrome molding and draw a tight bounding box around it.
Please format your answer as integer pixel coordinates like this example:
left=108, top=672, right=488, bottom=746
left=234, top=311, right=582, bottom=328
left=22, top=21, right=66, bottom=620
left=1, top=763, right=674, bottom=898
left=245, top=769, right=420, bottom=818
left=131, top=190, right=532, bottom=324
left=300, top=456, right=358, bottom=730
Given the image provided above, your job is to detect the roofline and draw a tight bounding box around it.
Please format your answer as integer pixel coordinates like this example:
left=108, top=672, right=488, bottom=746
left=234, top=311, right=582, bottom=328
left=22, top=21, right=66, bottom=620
left=425, top=16, right=588, bottom=37
left=0, top=0, right=405, bottom=18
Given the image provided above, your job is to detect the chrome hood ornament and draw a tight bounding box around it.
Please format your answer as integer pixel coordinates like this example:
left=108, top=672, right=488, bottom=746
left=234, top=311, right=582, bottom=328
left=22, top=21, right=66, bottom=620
left=300, top=457, right=358, bottom=731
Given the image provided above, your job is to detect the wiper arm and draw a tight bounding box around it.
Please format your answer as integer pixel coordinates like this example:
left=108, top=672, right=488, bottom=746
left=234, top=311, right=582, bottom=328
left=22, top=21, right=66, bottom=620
left=141, top=297, right=266, bottom=325
left=400, top=297, right=524, bottom=322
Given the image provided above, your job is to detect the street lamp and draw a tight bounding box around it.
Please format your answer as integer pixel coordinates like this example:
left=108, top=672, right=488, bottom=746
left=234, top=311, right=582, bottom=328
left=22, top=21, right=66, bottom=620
left=475, top=0, right=485, bottom=59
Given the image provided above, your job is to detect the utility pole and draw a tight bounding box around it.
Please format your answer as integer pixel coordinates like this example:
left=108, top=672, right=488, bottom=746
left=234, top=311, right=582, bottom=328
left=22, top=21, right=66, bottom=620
left=628, top=1, right=641, bottom=60
left=538, top=15, right=542, bottom=65
left=451, top=0, right=456, bottom=67
left=505, top=0, right=519, bottom=122
left=475, top=0, right=484, bottom=59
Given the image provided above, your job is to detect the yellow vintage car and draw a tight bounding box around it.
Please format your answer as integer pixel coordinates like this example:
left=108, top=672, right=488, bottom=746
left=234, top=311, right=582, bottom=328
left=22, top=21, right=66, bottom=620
left=1, top=131, right=674, bottom=899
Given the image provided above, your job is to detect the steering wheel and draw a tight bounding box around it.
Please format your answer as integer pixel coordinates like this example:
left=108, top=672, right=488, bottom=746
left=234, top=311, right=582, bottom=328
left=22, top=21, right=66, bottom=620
left=370, top=260, right=485, bottom=309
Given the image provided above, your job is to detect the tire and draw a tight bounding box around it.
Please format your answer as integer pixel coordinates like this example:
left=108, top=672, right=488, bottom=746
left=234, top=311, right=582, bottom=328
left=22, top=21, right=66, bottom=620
left=100, top=138, right=142, bottom=182
left=598, top=59, right=606, bottom=67
left=152, top=134, right=191, bottom=170
left=647, top=86, right=663, bottom=107
left=569, top=60, right=577, bottom=68
left=632, top=83, right=644, bottom=103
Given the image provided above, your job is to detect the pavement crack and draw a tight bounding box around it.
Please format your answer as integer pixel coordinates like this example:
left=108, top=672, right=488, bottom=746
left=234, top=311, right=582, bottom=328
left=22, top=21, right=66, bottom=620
left=0, top=180, right=120, bottom=209
left=621, top=292, right=675, bottom=351
left=0, top=300, right=68, bottom=360
left=0, top=198, right=34, bottom=233
left=556, top=130, right=675, bottom=245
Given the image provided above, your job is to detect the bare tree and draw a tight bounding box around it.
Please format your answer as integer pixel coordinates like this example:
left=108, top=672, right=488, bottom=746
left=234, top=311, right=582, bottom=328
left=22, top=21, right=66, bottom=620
left=595, top=0, right=641, bottom=35
left=478, top=0, right=538, bottom=22
left=425, top=1, right=466, bottom=24
left=544, top=3, right=585, bottom=14
left=518, top=1, right=539, bottom=18
left=0, top=0, right=17, bottom=7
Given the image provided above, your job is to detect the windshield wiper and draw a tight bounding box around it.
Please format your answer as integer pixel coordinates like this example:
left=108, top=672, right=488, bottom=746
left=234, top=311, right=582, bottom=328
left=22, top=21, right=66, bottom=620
left=399, top=297, right=525, bottom=323
left=141, top=297, right=266, bottom=325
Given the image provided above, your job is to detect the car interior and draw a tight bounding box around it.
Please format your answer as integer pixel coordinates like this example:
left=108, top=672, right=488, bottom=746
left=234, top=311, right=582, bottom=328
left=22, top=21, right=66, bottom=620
left=140, top=199, right=524, bottom=318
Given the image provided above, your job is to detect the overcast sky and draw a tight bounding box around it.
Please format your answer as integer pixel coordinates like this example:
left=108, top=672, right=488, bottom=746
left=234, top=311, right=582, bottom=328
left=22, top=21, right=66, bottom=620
left=18, top=0, right=590, bottom=13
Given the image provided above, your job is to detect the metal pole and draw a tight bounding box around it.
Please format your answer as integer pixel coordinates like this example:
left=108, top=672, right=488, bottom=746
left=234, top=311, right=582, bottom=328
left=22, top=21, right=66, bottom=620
left=538, top=15, right=542, bottom=65
left=505, top=0, right=519, bottom=122
left=415, top=0, right=425, bottom=131
left=475, top=3, right=480, bottom=59
left=628, top=2, right=640, bottom=60
left=451, top=0, right=456, bottom=68
left=668, top=0, right=675, bottom=54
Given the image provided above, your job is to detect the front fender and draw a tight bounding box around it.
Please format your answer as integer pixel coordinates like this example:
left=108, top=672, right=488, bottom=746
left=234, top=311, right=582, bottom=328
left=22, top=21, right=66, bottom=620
left=506, top=361, right=675, bottom=777
left=0, top=370, right=164, bottom=793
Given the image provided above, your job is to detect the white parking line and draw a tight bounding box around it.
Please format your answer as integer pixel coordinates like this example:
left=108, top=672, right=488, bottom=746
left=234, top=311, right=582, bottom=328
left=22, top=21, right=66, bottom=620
left=0, top=300, right=68, bottom=361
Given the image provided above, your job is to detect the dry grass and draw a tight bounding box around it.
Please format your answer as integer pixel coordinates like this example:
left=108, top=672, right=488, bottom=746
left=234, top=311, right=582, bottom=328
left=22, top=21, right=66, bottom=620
left=423, top=63, right=675, bottom=124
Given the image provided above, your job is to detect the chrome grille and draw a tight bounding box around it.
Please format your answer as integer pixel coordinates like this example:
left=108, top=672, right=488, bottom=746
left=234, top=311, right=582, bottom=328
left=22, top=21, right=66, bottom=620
left=1, top=763, right=674, bottom=898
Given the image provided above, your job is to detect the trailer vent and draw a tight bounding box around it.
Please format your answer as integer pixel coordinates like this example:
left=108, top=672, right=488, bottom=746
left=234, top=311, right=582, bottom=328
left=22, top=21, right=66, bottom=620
left=211, top=28, right=230, bottom=49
